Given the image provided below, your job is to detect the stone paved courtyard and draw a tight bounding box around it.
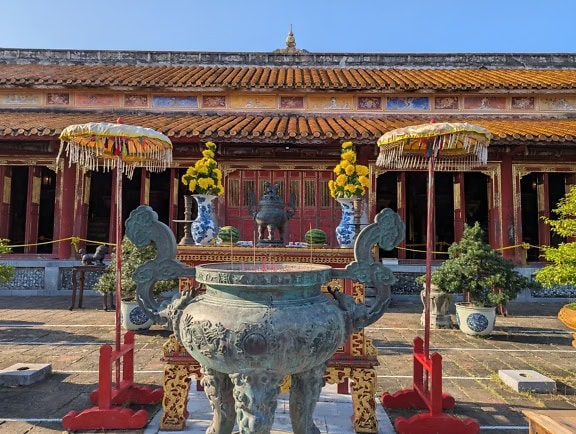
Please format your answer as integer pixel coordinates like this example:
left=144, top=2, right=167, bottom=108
left=0, top=295, right=575, bottom=433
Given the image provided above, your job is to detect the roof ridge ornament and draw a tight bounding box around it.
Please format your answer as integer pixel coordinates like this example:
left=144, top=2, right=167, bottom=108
left=273, top=25, right=309, bottom=54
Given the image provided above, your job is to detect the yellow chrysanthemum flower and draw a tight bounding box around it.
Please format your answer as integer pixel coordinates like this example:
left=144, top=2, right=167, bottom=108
left=341, top=150, right=356, bottom=163
left=336, top=174, right=348, bottom=186
left=182, top=141, right=224, bottom=196
left=329, top=141, right=370, bottom=199
left=356, top=165, right=369, bottom=176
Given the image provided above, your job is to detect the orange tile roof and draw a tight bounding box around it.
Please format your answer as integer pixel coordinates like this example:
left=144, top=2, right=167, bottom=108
left=1, top=64, right=576, bottom=91
left=1, top=111, right=574, bottom=145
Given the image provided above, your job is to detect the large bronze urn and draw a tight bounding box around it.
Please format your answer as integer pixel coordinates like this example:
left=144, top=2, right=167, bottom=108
left=126, top=205, right=404, bottom=434
left=248, top=181, right=296, bottom=246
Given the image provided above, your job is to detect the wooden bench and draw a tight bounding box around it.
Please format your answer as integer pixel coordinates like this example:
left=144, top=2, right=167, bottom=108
left=523, top=410, right=576, bottom=434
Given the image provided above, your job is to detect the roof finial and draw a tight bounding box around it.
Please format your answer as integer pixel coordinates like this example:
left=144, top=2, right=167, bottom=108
left=273, top=25, right=309, bottom=54
left=286, top=24, right=296, bottom=50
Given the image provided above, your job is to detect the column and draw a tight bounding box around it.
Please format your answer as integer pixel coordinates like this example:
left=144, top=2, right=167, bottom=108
left=396, top=172, right=407, bottom=260
left=453, top=172, right=465, bottom=241
left=24, top=167, right=41, bottom=254
left=0, top=166, right=11, bottom=239
left=499, top=155, right=515, bottom=260
left=55, top=163, right=77, bottom=258
left=537, top=173, right=551, bottom=248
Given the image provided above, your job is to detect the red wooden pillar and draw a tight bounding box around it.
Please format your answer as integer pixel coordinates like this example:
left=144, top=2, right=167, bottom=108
left=81, top=173, right=90, bottom=248
left=453, top=173, right=465, bottom=241
left=55, top=163, right=77, bottom=258
left=537, top=173, right=551, bottom=249
left=109, top=170, right=118, bottom=245
left=0, top=166, right=10, bottom=239
left=396, top=172, right=407, bottom=260
left=499, top=155, right=515, bottom=260
left=169, top=168, right=180, bottom=234
left=140, top=169, right=150, bottom=205
left=24, top=167, right=41, bottom=254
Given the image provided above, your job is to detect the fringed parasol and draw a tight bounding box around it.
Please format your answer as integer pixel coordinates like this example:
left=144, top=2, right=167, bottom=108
left=58, top=121, right=172, bottom=179
left=57, top=120, right=172, bottom=353
left=377, top=122, right=490, bottom=171
left=377, top=121, right=491, bottom=356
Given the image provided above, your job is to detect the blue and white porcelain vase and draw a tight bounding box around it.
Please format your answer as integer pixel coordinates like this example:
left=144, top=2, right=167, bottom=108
left=191, top=194, right=218, bottom=246
left=335, top=197, right=356, bottom=248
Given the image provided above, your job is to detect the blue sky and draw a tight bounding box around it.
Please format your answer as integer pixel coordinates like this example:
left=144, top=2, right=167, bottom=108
left=1, top=0, right=574, bottom=53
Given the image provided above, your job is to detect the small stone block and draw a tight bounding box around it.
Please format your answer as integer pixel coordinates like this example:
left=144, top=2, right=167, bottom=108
left=0, top=363, right=52, bottom=386
left=499, top=369, right=556, bottom=393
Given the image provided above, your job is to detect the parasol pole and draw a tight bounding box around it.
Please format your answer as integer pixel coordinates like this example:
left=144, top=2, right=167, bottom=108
left=114, top=156, right=123, bottom=387
left=424, top=148, right=437, bottom=359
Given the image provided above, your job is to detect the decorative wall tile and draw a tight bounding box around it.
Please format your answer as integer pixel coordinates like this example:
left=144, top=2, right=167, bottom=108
left=202, top=95, right=226, bottom=108
left=152, top=95, right=198, bottom=108
left=0, top=93, right=42, bottom=106
left=540, top=96, right=576, bottom=111
left=511, top=97, right=535, bottom=110
left=308, top=96, right=352, bottom=110
left=386, top=97, right=430, bottom=110
left=280, top=96, right=304, bottom=109
left=434, top=96, right=459, bottom=110
left=46, top=93, right=70, bottom=105
left=463, top=96, right=506, bottom=110
left=76, top=93, right=119, bottom=107
left=357, top=97, right=382, bottom=110
left=0, top=268, right=44, bottom=289
left=124, top=94, right=148, bottom=108
left=230, top=95, right=276, bottom=109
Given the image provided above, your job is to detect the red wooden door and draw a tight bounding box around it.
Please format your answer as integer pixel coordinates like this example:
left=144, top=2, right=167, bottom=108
left=224, top=169, right=339, bottom=246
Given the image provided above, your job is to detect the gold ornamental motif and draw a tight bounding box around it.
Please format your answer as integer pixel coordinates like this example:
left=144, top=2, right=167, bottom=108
left=325, top=366, right=379, bottom=433
left=160, top=334, right=203, bottom=430
left=350, top=367, right=378, bottom=433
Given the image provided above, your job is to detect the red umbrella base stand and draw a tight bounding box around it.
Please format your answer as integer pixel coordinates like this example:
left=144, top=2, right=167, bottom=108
left=62, top=331, right=163, bottom=431
left=381, top=336, right=480, bottom=434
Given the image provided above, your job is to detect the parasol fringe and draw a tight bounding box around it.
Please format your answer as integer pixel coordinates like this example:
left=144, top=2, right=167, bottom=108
left=59, top=139, right=172, bottom=179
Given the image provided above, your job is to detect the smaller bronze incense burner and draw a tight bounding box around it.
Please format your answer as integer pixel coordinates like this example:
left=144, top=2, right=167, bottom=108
left=248, top=181, right=296, bottom=246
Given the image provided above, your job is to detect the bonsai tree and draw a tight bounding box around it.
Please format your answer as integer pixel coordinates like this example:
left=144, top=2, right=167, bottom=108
left=429, top=222, right=533, bottom=307
left=534, top=185, right=576, bottom=293
left=94, top=236, right=178, bottom=300
left=0, top=238, right=15, bottom=285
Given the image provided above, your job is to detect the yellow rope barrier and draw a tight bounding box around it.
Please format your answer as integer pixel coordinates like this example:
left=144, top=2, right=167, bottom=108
left=395, top=242, right=533, bottom=256
left=1, top=237, right=539, bottom=256
left=6, top=237, right=116, bottom=252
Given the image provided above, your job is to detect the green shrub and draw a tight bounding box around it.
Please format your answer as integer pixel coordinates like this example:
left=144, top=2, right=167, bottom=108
left=0, top=239, right=15, bottom=285
left=94, top=236, right=178, bottom=299
left=424, top=222, right=534, bottom=307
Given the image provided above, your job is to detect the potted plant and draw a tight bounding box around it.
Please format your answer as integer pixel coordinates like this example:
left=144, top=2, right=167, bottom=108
left=181, top=141, right=224, bottom=246
left=429, top=222, right=534, bottom=336
left=94, top=236, right=178, bottom=330
left=534, top=185, right=576, bottom=346
left=328, top=141, right=371, bottom=248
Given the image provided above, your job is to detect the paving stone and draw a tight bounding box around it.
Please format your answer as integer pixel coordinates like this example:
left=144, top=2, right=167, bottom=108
left=0, top=362, right=52, bottom=386
left=498, top=369, right=557, bottom=393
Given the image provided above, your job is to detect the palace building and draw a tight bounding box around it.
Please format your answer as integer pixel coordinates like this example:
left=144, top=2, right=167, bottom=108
left=1, top=34, right=576, bottom=294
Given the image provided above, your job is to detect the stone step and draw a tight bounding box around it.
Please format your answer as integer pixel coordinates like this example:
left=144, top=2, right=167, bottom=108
left=0, top=363, right=52, bottom=386
left=499, top=369, right=557, bottom=393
